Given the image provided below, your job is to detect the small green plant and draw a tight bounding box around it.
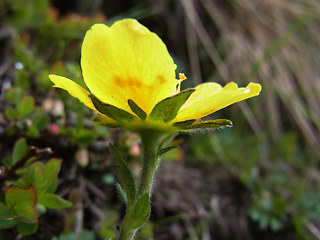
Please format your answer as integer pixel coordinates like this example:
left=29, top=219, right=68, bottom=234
left=0, top=138, right=72, bottom=236
left=4, top=89, right=50, bottom=138
left=187, top=128, right=320, bottom=238
left=50, top=19, right=261, bottom=239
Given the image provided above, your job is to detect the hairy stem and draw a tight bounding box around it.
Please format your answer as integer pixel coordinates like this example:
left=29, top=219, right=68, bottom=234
left=139, top=130, right=160, bottom=196
left=117, top=130, right=162, bottom=240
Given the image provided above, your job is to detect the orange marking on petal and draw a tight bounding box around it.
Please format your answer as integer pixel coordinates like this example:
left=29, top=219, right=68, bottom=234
left=114, top=76, right=143, bottom=88
left=156, top=75, right=167, bottom=84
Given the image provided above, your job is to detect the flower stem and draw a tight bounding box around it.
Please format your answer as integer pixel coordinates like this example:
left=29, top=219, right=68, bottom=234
left=117, top=130, right=162, bottom=240
left=139, top=130, right=160, bottom=196
left=118, top=213, right=136, bottom=240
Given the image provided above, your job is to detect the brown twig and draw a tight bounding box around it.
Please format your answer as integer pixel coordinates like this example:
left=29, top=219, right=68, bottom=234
left=0, top=146, right=53, bottom=191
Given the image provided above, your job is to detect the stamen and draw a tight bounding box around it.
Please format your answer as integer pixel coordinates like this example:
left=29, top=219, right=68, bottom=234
left=175, top=73, right=187, bottom=93
left=179, top=73, right=187, bottom=81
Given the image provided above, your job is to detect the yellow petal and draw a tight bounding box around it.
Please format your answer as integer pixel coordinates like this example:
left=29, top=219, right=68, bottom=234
left=81, top=19, right=177, bottom=115
left=174, top=82, right=262, bottom=122
left=49, top=74, right=117, bottom=124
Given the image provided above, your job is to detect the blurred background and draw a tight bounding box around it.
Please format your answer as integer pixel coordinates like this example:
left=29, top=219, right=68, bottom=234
left=0, top=0, right=320, bottom=239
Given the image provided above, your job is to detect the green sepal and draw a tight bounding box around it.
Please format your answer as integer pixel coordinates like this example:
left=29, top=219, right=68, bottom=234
left=109, top=144, right=136, bottom=205
left=149, top=89, right=195, bottom=123
left=90, top=94, right=137, bottom=124
left=183, top=119, right=233, bottom=130
left=172, top=119, right=196, bottom=128
left=132, top=193, right=151, bottom=229
left=38, top=193, right=72, bottom=209
left=92, top=115, right=120, bottom=128
left=128, top=99, right=147, bottom=120
left=157, top=146, right=179, bottom=157
left=158, top=133, right=178, bottom=150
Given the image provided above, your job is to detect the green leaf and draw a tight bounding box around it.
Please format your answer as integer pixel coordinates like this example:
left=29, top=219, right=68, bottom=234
left=109, top=144, right=136, bottom=205
left=157, top=146, right=179, bottom=157
left=90, top=94, right=136, bottom=124
left=6, top=186, right=37, bottom=210
left=132, top=193, right=151, bottom=229
left=46, top=178, right=59, bottom=194
left=26, top=125, right=40, bottom=138
left=77, top=230, right=95, bottom=240
left=183, top=119, right=233, bottom=130
left=4, top=108, right=17, bottom=120
left=17, top=222, right=38, bottom=236
left=128, top=99, right=147, bottom=120
left=0, top=204, right=17, bottom=229
left=26, top=162, right=44, bottom=192
left=39, top=158, right=62, bottom=194
left=33, top=110, right=50, bottom=130
left=38, top=193, right=72, bottom=209
left=5, top=88, right=24, bottom=104
left=52, top=230, right=95, bottom=240
left=5, top=186, right=38, bottom=223
left=116, top=183, right=127, bottom=204
left=26, top=159, right=61, bottom=194
left=16, top=70, right=31, bottom=90
left=17, top=95, right=35, bottom=119
left=149, top=89, right=195, bottom=123
left=14, top=208, right=38, bottom=223
left=2, top=157, right=12, bottom=169
left=69, top=128, right=96, bottom=146
left=12, top=138, right=29, bottom=165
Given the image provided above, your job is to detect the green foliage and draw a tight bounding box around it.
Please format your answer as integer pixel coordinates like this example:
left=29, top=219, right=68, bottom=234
left=5, top=186, right=38, bottom=223
left=12, top=138, right=28, bottom=166
left=1, top=3, right=111, bottom=237
left=4, top=91, right=50, bottom=138
left=157, top=145, right=179, bottom=158
left=135, top=222, right=153, bottom=240
left=188, top=129, right=319, bottom=237
left=25, top=159, right=62, bottom=194
left=249, top=192, right=288, bottom=231
left=109, top=145, right=136, bottom=206
left=98, top=210, right=118, bottom=239
left=17, top=96, right=35, bottom=119
left=16, top=222, right=39, bottom=236
left=0, top=204, right=18, bottom=228
left=0, top=139, right=72, bottom=236
left=0, top=186, right=40, bottom=235
left=38, top=193, right=72, bottom=209
left=132, top=193, right=151, bottom=229
left=1, top=0, right=108, bottom=143
left=52, top=230, right=95, bottom=240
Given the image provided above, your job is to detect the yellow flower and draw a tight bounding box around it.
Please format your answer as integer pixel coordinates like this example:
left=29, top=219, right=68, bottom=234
left=49, top=19, right=261, bottom=132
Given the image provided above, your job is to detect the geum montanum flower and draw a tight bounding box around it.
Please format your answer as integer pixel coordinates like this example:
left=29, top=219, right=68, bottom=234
left=49, top=19, right=262, bottom=133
